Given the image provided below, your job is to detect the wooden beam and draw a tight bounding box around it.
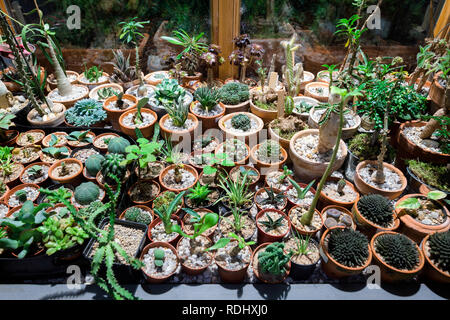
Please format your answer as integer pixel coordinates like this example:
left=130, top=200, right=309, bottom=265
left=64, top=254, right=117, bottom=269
left=211, top=0, right=240, bottom=80
left=434, top=0, right=450, bottom=37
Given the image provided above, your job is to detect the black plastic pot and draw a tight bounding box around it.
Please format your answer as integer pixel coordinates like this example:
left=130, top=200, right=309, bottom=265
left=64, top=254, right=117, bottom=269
left=344, top=149, right=359, bottom=183
left=288, top=238, right=320, bottom=281
left=405, top=166, right=450, bottom=196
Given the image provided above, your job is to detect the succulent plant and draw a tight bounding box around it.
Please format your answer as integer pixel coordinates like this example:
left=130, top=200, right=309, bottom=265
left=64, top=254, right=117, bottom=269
left=136, top=210, right=152, bottom=225
left=357, top=194, right=394, bottom=228
left=259, top=212, right=285, bottom=232
left=97, top=87, right=120, bottom=100
left=257, top=140, right=281, bottom=163
left=101, top=153, right=126, bottom=183
left=165, top=96, right=189, bottom=127
left=375, top=233, right=420, bottom=270
left=65, top=99, right=107, bottom=127
left=124, top=207, right=140, bottom=221
left=85, top=154, right=105, bottom=176
left=15, top=189, right=28, bottom=203
left=428, top=231, right=450, bottom=273
left=154, top=248, right=165, bottom=267
left=337, top=179, right=346, bottom=195
left=219, top=82, right=249, bottom=105
left=327, top=228, right=369, bottom=268
left=194, top=87, right=220, bottom=112
left=258, top=242, right=292, bottom=276
left=107, top=137, right=130, bottom=155
left=231, top=114, right=251, bottom=131
left=154, top=79, right=186, bottom=107
left=74, top=182, right=100, bottom=205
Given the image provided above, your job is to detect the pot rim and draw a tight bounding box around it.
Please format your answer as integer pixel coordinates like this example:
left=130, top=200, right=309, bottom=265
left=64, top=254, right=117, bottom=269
left=48, top=158, right=83, bottom=182
left=421, top=234, right=450, bottom=279
left=255, top=208, right=291, bottom=239
left=250, top=142, right=288, bottom=167
left=218, top=112, right=264, bottom=137
left=319, top=176, right=360, bottom=206
left=288, top=205, right=324, bottom=234
left=103, top=94, right=138, bottom=113
left=355, top=160, right=407, bottom=194
left=399, top=121, right=450, bottom=157
left=119, top=107, right=158, bottom=130
left=159, top=113, right=199, bottom=134
left=89, top=83, right=124, bottom=100
left=189, top=101, right=226, bottom=119
left=214, top=239, right=252, bottom=271
left=251, top=242, right=291, bottom=283
left=158, top=164, right=199, bottom=192
left=176, top=235, right=215, bottom=270
left=48, top=84, right=89, bottom=104
left=139, top=241, right=180, bottom=280
left=353, top=197, right=400, bottom=231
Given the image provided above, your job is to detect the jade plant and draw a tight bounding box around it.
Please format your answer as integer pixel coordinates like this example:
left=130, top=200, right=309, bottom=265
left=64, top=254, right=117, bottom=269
left=65, top=99, right=106, bottom=127
left=428, top=231, right=450, bottom=273
left=153, top=191, right=185, bottom=234
left=375, top=233, right=420, bottom=270
left=357, top=194, right=394, bottom=228
left=231, top=114, right=251, bottom=131
left=74, top=182, right=100, bottom=206
left=258, top=242, right=292, bottom=276
left=327, top=228, right=369, bottom=267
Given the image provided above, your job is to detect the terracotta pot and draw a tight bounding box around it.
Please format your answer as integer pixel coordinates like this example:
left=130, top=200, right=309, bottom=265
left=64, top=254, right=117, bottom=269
left=251, top=242, right=291, bottom=284
left=122, top=79, right=144, bottom=92
left=320, top=226, right=372, bottom=279
left=127, top=180, right=160, bottom=206
left=316, top=70, right=339, bottom=84
left=93, top=133, right=120, bottom=152
left=11, top=146, right=40, bottom=165
left=147, top=214, right=183, bottom=247
left=159, top=113, right=199, bottom=143
left=268, top=125, right=290, bottom=151
left=321, top=205, right=356, bottom=230
left=215, top=240, right=252, bottom=283
left=305, top=82, right=329, bottom=102
left=288, top=205, right=323, bottom=237
left=103, top=94, right=138, bottom=131
left=77, top=72, right=110, bottom=90
left=299, top=71, right=315, bottom=92
left=19, top=162, right=50, bottom=186
left=429, top=71, right=445, bottom=108
left=318, top=176, right=360, bottom=210
left=222, top=99, right=250, bottom=114
left=218, top=112, right=264, bottom=144
left=292, top=96, right=320, bottom=122
left=48, top=84, right=89, bottom=109
left=3, top=163, right=24, bottom=188
left=189, top=101, right=226, bottom=131
left=39, top=146, right=72, bottom=164
left=0, top=185, right=10, bottom=203
left=118, top=107, right=158, bottom=139
left=182, top=72, right=202, bottom=87
left=249, top=98, right=277, bottom=124
left=215, top=140, right=251, bottom=166
left=254, top=187, right=287, bottom=212
left=395, top=194, right=450, bottom=244
left=256, top=209, right=291, bottom=243
left=421, top=234, right=450, bottom=283
left=89, top=83, right=123, bottom=102
left=352, top=199, right=400, bottom=237
left=249, top=142, right=288, bottom=173
left=48, top=158, right=83, bottom=185
left=82, top=167, right=96, bottom=182
left=66, top=132, right=96, bottom=148
left=4, top=183, right=40, bottom=208
left=47, top=71, right=79, bottom=90
left=182, top=208, right=217, bottom=239
left=124, top=83, right=155, bottom=98
left=370, top=231, right=424, bottom=283
left=285, top=183, right=317, bottom=208
left=16, top=129, right=45, bottom=147
left=177, top=235, right=215, bottom=275
left=229, top=165, right=260, bottom=189
left=26, top=104, right=67, bottom=127
left=289, top=129, right=347, bottom=181
left=353, top=160, right=407, bottom=200
left=397, top=121, right=449, bottom=165
left=42, top=132, right=68, bottom=148
left=6, top=205, right=22, bottom=218
left=119, top=205, right=154, bottom=222
left=0, top=130, right=19, bottom=147
left=140, top=242, right=180, bottom=283
left=144, top=71, right=171, bottom=86
left=308, top=106, right=361, bottom=139
left=151, top=191, right=185, bottom=216
left=158, top=164, right=198, bottom=192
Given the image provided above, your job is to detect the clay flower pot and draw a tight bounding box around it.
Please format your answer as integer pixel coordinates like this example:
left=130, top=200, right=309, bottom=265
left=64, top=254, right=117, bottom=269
left=118, top=107, right=158, bottom=139
left=308, top=106, right=361, bottom=139
left=429, top=71, right=445, bottom=108
left=77, top=72, right=110, bottom=90
left=305, top=82, right=329, bottom=102
left=321, top=205, right=356, bottom=230
left=0, top=185, right=10, bottom=203
left=251, top=242, right=291, bottom=284
left=103, top=94, right=138, bottom=131
left=182, top=208, right=217, bottom=239
left=318, top=177, right=360, bottom=210
left=292, top=96, right=320, bottom=122
left=19, top=162, right=50, bottom=186
left=229, top=165, right=260, bottom=189
left=370, top=231, right=424, bottom=283
left=89, top=83, right=124, bottom=102
left=268, top=125, right=290, bottom=151
left=4, top=183, right=40, bottom=208
left=26, top=103, right=66, bottom=127
left=222, top=99, right=250, bottom=115
left=48, top=84, right=89, bottom=109
left=353, top=160, right=407, bottom=200
left=249, top=142, right=288, bottom=172
left=254, top=187, right=287, bottom=212
left=127, top=180, right=160, bottom=206
left=255, top=209, right=291, bottom=243
left=144, top=70, right=171, bottom=86
left=119, top=205, right=154, bottom=222
left=421, top=234, right=450, bottom=283
left=159, top=113, right=199, bottom=142
left=395, top=194, right=450, bottom=244
left=352, top=198, right=400, bottom=237
left=140, top=242, right=180, bottom=284
left=93, top=133, right=120, bottom=152
left=218, top=112, right=264, bottom=144
left=151, top=191, right=185, bottom=216
left=3, top=163, right=24, bottom=188
left=320, top=226, right=372, bottom=279
left=182, top=72, right=202, bottom=87
left=159, top=164, right=199, bottom=192
left=215, top=140, right=251, bottom=166
left=249, top=98, right=278, bottom=125
left=16, top=129, right=45, bottom=147
left=189, top=101, right=226, bottom=131
left=177, top=235, right=215, bottom=276
left=47, top=70, right=79, bottom=90
left=215, top=240, right=252, bottom=283
left=316, top=70, right=339, bottom=84
left=0, top=130, right=19, bottom=147
left=48, top=158, right=83, bottom=185
left=42, top=132, right=68, bottom=148
left=288, top=205, right=323, bottom=237
left=147, top=214, right=184, bottom=247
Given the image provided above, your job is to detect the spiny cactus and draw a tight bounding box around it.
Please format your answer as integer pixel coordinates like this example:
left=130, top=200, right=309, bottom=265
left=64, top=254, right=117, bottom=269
left=258, top=242, right=292, bottom=276
left=124, top=207, right=140, bottom=221
left=85, top=154, right=105, bottom=176
left=231, top=114, right=251, bottom=131
left=107, top=137, right=130, bottom=155
left=281, top=33, right=303, bottom=98
left=428, top=231, right=450, bottom=273
left=136, top=210, right=152, bottom=225
left=257, top=140, right=281, bottom=163
left=375, top=233, right=420, bottom=270
left=357, top=194, right=394, bottom=228
left=74, top=182, right=100, bottom=205
left=101, top=153, right=126, bottom=183
left=328, top=228, right=369, bottom=267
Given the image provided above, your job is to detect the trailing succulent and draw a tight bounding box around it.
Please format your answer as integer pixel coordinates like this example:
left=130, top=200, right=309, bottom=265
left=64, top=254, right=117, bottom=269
left=219, top=82, right=249, bottom=105
left=74, top=182, right=100, bottom=206
left=428, top=231, right=450, bottom=273
left=231, top=114, right=251, bottom=131
left=327, top=228, right=369, bottom=268
left=258, top=242, right=292, bottom=276
left=357, top=194, right=394, bottom=228
left=153, top=79, right=186, bottom=107
left=65, top=99, right=107, bottom=127
left=375, top=233, right=420, bottom=270
left=124, top=207, right=152, bottom=225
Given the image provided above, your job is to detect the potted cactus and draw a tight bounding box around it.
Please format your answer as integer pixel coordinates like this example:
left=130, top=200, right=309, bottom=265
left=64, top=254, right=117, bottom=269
left=252, top=242, right=291, bottom=284
left=421, top=231, right=450, bottom=283
left=218, top=82, right=250, bottom=114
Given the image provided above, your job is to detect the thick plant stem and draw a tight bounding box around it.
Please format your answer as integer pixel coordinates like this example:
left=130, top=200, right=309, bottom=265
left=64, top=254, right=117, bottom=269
left=47, top=34, right=72, bottom=97
left=240, top=64, right=247, bottom=83
left=207, top=68, right=214, bottom=87
left=301, top=99, right=344, bottom=225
